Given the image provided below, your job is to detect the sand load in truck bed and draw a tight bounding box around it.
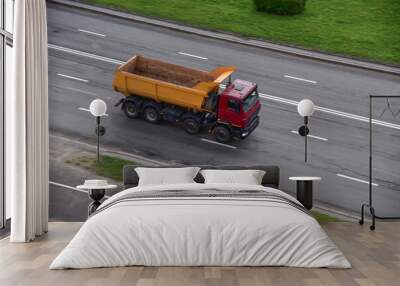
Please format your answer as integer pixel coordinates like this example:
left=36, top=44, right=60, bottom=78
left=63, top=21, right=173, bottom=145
left=127, top=56, right=214, bottom=88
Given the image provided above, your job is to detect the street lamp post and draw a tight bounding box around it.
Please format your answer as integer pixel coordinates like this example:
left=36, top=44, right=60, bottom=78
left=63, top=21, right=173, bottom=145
left=297, top=99, right=315, bottom=163
left=89, top=99, right=107, bottom=161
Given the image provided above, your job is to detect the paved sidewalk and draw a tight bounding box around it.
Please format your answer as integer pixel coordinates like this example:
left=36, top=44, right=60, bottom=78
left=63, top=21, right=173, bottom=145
left=51, top=0, right=400, bottom=75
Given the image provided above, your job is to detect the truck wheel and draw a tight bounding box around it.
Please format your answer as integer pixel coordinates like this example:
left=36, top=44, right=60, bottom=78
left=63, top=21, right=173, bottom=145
left=123, top=101, right=140, bottom=119
left=143, top=107, right=160, bottom=124
left=212, top=125, right=231, bottom=143
left=183, top=118, right=201, bottom=134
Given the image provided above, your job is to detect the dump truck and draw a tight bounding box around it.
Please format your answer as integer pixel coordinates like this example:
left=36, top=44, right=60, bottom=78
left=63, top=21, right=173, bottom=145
left=113, top=55, right=260, bottom=143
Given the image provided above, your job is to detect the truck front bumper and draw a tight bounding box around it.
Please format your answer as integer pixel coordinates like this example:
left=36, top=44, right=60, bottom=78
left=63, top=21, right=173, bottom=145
left=232, top=115, right=260, bottom=139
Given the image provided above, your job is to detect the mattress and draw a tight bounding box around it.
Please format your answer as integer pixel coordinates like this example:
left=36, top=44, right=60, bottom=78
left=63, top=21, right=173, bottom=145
left=50, top=183, right=350, bottom=269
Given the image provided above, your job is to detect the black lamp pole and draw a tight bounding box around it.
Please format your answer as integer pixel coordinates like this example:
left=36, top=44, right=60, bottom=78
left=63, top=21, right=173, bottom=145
left=94, top=116, right=106, bottom=162
left=96, top=116, right=100, bottom=161
left=298, top=116, right=310, bottom=162
left=304, top=116, right=308, bottom=163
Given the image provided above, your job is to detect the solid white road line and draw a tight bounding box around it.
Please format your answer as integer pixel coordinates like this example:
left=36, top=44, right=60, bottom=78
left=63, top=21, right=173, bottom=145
left=336, top=174, right=379, bottom=187
left=290, top=130, right=328, bottom=141
left=48, top=44, right=400, bottom=131
left=78, top=107, right=109, bottom=116
left=48, top=44, right=124, bottom=65
left=49, top=181, right=80, bottom=191
left=178, top=52, right=208, bottom=60
left=49, top=181, right=110, bottom=198
left=284, top=75, right=317, bottom=84
left=78, top=29, right=106, bottom=37
left=57, top=73, right=88, bottom=83
left=200, top=138, right=237, bottom=149
left=258, top=92, right=400, bottom=130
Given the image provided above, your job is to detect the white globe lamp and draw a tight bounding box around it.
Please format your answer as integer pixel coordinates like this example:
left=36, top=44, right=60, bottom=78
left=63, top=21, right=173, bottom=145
left=297, top=99, right=314, bottom=117
left=90, top=99, right=107, bottom=117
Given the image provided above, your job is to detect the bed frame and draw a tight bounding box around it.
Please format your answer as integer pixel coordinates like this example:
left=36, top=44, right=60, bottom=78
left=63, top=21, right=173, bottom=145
left=123, top=165, right=280, bottom=189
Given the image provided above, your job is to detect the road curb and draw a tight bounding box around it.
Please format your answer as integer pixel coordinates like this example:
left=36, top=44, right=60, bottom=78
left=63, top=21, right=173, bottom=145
left=314, top=204, right=360, bottom=222
left=49, top=0, right=400, bottom=76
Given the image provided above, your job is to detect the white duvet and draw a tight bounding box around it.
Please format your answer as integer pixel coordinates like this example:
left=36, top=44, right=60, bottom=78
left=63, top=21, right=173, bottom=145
left=50, top=183, right=351, bottom=269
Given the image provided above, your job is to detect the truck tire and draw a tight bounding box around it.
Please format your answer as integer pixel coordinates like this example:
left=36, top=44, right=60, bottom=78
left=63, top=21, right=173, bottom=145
left=123, top=101, right=140, bottom=119
left=183, top=118, right=201, bottom=134
left=212, top=125, right=231, bottom=143
left=143, top=106, right=160, bottom=124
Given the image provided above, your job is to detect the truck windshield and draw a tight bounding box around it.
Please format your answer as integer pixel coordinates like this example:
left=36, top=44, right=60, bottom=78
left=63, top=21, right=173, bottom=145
left=243, top=89, right=259, bottom=112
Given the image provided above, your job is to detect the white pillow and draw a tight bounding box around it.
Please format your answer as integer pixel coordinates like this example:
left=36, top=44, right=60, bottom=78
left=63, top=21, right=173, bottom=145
left=200, top=169, right=266, bottom=185
left=135, top=167, right=200, bottom=186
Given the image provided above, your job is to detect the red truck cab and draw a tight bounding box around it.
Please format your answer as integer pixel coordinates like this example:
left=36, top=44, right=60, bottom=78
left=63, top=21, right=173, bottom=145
left=213, top=79, right=261, bottom=143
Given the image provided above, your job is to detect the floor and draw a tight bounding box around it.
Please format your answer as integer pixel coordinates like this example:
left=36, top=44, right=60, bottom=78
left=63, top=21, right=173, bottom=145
left=0, top=222, right=399, bottom=286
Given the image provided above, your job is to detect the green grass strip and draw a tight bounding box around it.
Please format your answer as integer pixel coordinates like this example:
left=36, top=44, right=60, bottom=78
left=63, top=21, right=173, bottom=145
left=94, top=155, right=137, bottom=182
left=85, top=0, right=400, bottom=65
left=66, top=154, right=137, bottom=182
left=311, top=210, right=342, bottom=222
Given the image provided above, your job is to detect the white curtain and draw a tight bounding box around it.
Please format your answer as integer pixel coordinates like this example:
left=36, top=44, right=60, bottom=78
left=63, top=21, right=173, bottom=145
left=8, top=0, right=49, bottom=242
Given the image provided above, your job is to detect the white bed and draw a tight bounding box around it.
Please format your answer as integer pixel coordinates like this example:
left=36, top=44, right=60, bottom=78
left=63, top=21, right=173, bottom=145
left=50, top=183, right=351, bottom=269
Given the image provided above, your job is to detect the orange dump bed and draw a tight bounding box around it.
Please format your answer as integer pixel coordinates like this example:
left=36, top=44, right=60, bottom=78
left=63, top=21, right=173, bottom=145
left=113, top=55, right=235, bottom=111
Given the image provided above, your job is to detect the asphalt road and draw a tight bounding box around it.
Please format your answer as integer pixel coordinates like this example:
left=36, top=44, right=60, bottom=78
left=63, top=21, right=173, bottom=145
left=47, top=3, right=400, bottom=216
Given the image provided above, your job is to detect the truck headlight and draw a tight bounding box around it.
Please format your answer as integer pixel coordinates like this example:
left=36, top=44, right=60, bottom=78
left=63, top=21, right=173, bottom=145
left=242, top=132, right=249, bottom=137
